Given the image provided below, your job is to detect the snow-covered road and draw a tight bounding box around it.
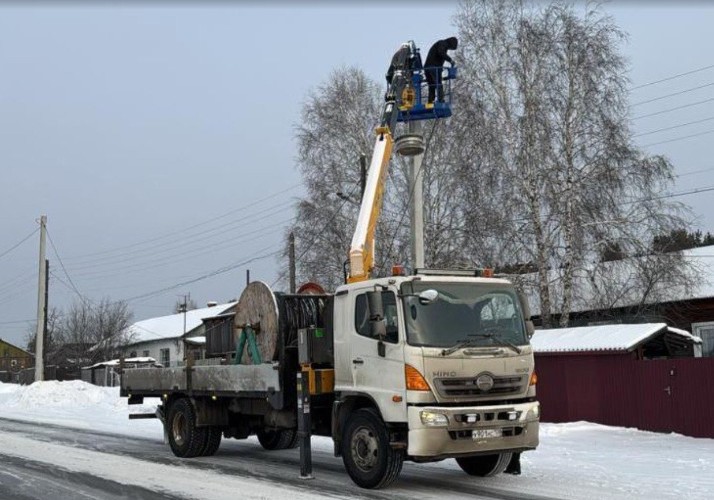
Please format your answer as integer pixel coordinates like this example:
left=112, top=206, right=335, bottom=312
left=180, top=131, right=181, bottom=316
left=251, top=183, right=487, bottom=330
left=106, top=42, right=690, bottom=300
left=1, top=381, right=713, bottom=499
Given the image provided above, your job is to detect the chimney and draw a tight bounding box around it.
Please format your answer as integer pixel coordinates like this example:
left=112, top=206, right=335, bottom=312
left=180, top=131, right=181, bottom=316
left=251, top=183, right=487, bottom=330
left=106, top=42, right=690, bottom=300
left=206, top=301, right=218, bottom=308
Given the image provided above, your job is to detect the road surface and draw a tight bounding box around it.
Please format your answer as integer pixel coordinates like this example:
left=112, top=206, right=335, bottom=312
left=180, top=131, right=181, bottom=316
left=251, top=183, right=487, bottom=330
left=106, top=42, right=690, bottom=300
left=0, top=417, right=557, bottom=500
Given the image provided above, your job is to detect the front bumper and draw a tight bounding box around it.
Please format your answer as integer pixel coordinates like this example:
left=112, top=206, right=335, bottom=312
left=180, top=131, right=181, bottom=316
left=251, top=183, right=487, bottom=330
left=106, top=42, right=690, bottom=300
left=407, top=401, right=539, bottom=459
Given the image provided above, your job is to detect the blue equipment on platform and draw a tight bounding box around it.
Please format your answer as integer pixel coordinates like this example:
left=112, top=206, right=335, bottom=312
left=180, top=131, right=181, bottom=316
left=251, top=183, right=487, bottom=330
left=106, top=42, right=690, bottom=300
left=396, top=64, right=457, bottom=123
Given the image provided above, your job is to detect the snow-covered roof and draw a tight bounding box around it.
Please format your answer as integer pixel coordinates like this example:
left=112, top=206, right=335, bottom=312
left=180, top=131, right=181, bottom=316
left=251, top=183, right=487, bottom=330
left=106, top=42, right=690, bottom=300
left=185, top=336, right=206, bottom=345
left=83, top=357, right=157, bottom=370
left=531, top=323, right=700, bottom=354
left=127, top=302, right=236, bottom=344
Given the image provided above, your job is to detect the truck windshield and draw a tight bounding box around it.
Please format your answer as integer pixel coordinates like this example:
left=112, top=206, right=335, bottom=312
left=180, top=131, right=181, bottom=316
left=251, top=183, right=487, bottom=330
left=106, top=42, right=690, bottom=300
left=401, top=282, right=528, bottom=349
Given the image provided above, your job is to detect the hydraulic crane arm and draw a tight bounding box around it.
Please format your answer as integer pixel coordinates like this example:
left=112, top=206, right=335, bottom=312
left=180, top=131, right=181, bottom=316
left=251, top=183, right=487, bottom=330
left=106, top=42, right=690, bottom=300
left=347, top=42, right=417, bottom=284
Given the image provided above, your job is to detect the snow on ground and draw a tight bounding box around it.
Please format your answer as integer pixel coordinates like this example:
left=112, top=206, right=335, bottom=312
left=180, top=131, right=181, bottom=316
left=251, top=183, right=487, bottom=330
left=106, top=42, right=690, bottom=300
left=1, top=380, right=714, bottom=499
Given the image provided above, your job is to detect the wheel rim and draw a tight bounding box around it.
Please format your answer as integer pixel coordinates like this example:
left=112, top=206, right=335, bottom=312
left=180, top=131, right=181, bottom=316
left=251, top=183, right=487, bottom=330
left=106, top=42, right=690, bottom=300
left=172, top=412, right=186, bottom=446
left=350, top=426, right=379, bottom=472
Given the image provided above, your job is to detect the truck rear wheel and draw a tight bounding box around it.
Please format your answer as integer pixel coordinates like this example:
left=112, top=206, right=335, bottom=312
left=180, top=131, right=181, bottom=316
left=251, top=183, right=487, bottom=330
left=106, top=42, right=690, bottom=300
left=341, top=408, right=403, bottom=489
left=200, top=426, right=223, bottom=456
left=256, top=428, right=298, bottom=450
left=167, top=398, right=207, bottom=458
left=456, top=453, right=513, bottom=477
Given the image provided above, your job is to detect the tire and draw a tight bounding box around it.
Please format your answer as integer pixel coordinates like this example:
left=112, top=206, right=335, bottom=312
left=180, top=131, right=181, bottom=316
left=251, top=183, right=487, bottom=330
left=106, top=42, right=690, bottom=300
left=200, top=426, right=223, bottom=457
left=167, top=398, right=208, bottom=458
left=256, top=428, right=298, bottom=450
left=341, top=408, right=404, bottom=489
left=455, top=453, right=513, bottom=477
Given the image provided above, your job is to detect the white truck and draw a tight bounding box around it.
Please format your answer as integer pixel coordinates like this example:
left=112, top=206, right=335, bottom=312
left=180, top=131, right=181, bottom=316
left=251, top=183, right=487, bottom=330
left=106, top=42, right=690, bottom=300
left=120, top=40, right=539, bottom=489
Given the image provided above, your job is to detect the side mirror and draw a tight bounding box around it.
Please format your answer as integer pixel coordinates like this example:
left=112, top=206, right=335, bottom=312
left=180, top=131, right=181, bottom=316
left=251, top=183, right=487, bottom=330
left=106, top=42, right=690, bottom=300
left=418, top=289, right=439, bottom=305
left=367, top=291, right=384, bottom=321
left=367, top=291, right=387, bottom=357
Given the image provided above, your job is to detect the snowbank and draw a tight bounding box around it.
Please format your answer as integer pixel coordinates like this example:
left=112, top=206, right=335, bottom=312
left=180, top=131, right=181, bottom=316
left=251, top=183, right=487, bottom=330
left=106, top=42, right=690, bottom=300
left=0, top=380, right=162, bottom=439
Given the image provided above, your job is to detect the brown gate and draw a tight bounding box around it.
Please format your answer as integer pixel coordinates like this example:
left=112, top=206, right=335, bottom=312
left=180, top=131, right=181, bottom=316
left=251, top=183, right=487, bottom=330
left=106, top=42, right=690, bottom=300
left=536, top=355, right=714, bottom=438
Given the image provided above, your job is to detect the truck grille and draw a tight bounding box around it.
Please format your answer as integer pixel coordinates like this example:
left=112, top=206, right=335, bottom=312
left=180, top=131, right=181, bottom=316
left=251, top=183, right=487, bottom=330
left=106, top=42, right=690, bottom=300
left=434, top=375, right=525, bottom=399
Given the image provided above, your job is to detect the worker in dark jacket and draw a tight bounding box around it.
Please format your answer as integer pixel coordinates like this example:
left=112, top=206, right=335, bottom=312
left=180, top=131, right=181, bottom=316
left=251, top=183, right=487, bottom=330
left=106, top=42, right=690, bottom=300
left=424, top=36, right=458, bottom=104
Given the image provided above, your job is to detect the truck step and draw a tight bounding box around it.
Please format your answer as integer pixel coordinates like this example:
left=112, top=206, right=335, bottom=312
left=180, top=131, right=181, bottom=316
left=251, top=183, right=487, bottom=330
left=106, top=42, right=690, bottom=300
left=129, top=413, right=158, bottom=420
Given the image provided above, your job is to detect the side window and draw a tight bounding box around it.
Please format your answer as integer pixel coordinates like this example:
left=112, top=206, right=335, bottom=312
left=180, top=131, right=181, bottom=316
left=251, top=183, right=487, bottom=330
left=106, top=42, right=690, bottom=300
left=354, top=291, right=399, bottom=343
left=160, top=348, right=170, bottom=366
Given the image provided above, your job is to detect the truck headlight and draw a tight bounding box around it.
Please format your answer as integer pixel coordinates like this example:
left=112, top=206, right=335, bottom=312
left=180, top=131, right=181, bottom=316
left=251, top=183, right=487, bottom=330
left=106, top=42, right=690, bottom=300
left=528, top=404, right=540, bottom=419
left=420, top=411, right=449, bottom=427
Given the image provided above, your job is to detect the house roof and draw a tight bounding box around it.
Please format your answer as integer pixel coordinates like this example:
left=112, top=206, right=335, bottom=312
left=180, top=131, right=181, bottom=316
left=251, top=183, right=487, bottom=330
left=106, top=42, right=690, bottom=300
left=514, top=245, right=714, bottom=317
left=127, top=302, right=236, bottom=344
left=531, top=323, right=701, bottom=354
left=0, top=338, right=34, bottom=357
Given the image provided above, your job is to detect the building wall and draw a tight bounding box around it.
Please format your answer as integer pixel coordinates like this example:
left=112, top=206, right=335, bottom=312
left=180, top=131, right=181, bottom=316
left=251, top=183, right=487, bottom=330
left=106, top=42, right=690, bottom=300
left=0, top=339, right=34, bottom=372
left=124, top=338, right=183, bottom=367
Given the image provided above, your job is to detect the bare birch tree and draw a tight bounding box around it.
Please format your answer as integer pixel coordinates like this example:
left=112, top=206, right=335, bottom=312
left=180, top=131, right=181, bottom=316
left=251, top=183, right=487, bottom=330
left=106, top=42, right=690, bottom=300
left=454, top=0, right=692, bottom=326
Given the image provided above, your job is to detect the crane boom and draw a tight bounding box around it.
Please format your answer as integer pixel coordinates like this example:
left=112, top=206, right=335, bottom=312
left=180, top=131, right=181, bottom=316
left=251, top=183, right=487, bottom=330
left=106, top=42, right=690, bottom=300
left=347, top=42, right=417, bottom=284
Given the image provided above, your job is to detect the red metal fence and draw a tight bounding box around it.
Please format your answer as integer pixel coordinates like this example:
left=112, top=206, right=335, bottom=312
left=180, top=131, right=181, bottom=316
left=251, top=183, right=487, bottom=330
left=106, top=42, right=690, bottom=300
left=535, top=354, right=714, bottom=438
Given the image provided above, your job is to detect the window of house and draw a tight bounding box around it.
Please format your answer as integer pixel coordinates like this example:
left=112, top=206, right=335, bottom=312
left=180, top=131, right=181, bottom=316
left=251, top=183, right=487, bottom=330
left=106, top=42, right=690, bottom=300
left=693, top=322, right=714, bottom=357
left=354, top=291, right=399, bottom=343
left=160, top=348, right=170, bottom=366
left=129, top=351, right=137, bottom=358
left=143, top=350, right=150, bottom=357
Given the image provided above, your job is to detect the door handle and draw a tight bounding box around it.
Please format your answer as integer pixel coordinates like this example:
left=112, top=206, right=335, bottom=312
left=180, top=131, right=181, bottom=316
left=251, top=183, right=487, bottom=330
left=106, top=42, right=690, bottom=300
left=664, top=386, right=671, bottom=395
left=352, top=358, right=364, bottom=365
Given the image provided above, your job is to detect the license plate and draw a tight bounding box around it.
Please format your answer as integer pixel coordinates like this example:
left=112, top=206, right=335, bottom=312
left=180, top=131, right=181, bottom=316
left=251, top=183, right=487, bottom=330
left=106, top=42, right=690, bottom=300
left=472, top=429, right=502, bottom=440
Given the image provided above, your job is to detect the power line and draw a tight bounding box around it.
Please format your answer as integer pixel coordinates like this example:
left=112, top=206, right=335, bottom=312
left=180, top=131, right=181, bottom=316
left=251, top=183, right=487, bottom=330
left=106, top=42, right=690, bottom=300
left=123, top=247, right=282, bottom=303
left=64, top=198, right=296, bottom=268
left=0, top=319, right=33, bottom=325
left=634, top=115, right=714, bottom=138
left=65, top=207, right=296, bottom=274
left=65, top=184, right=300, bottom=261
left=631, top=81, right=714, bottom=107
left=0, top=228, right=38, bottom=262
left=71, top=216, right=295, bottom=281
left=630, top=64, right=714, bottom=91
left=46, top=229, right=85, bottom=302
left=270, top=184, right=362, bottom=289
left=642, top=127, right=714, bottom=147
left=677, top=166, right=714, bottom=178
left=632, top=97, right=714, bottom=120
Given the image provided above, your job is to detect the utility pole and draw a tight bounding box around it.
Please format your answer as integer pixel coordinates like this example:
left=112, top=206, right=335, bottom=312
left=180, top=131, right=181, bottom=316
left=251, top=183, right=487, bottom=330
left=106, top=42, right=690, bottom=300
left=179, top=293, right=190, bottom=362
left=289, top=232, right=296, bottom=293
left=408, top=121, right=425, bottom=269
left=43, top=259, right=49, bottom=358
left=34, top=215, right=47, bottom=382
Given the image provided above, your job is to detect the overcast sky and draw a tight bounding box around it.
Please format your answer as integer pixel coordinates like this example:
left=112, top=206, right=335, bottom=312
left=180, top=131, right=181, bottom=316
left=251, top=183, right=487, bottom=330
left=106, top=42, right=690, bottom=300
left=2, top=2, right=714, bottom=347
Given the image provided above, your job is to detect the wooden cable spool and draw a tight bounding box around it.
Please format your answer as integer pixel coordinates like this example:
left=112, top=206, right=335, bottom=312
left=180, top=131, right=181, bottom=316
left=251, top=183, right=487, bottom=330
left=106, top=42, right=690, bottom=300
left=233, top=281, right=280, bottom=364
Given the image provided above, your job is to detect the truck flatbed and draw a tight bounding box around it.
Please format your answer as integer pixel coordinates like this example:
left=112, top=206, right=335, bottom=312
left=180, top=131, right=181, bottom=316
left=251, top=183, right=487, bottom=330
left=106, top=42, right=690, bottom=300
left=121, top=363, right=280, bottom=398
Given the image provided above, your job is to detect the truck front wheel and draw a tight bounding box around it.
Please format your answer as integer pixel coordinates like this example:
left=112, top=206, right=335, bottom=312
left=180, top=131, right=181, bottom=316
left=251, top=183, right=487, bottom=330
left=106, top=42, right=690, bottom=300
left=456, top=453, right=513, bottom=477
left=341, top=408, right=403, bottom=489
left=167, top=398, right=207, bottom=458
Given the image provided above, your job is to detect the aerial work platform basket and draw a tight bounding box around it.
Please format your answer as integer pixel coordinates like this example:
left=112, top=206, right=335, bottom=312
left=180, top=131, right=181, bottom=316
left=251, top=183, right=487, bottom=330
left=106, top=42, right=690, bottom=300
left=397, top=66, right=457, bottom=123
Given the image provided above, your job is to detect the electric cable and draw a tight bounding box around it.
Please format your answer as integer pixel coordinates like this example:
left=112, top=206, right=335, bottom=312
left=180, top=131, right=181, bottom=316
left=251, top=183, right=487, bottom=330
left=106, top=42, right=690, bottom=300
left=630, top=64, right=714, bottom=91
left=0, top=228, right=38, bottom=262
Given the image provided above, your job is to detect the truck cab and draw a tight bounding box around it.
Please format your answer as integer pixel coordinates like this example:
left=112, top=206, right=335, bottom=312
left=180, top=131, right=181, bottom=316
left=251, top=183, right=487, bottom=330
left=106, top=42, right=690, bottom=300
left=331, top=270, right=539, bottom=487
